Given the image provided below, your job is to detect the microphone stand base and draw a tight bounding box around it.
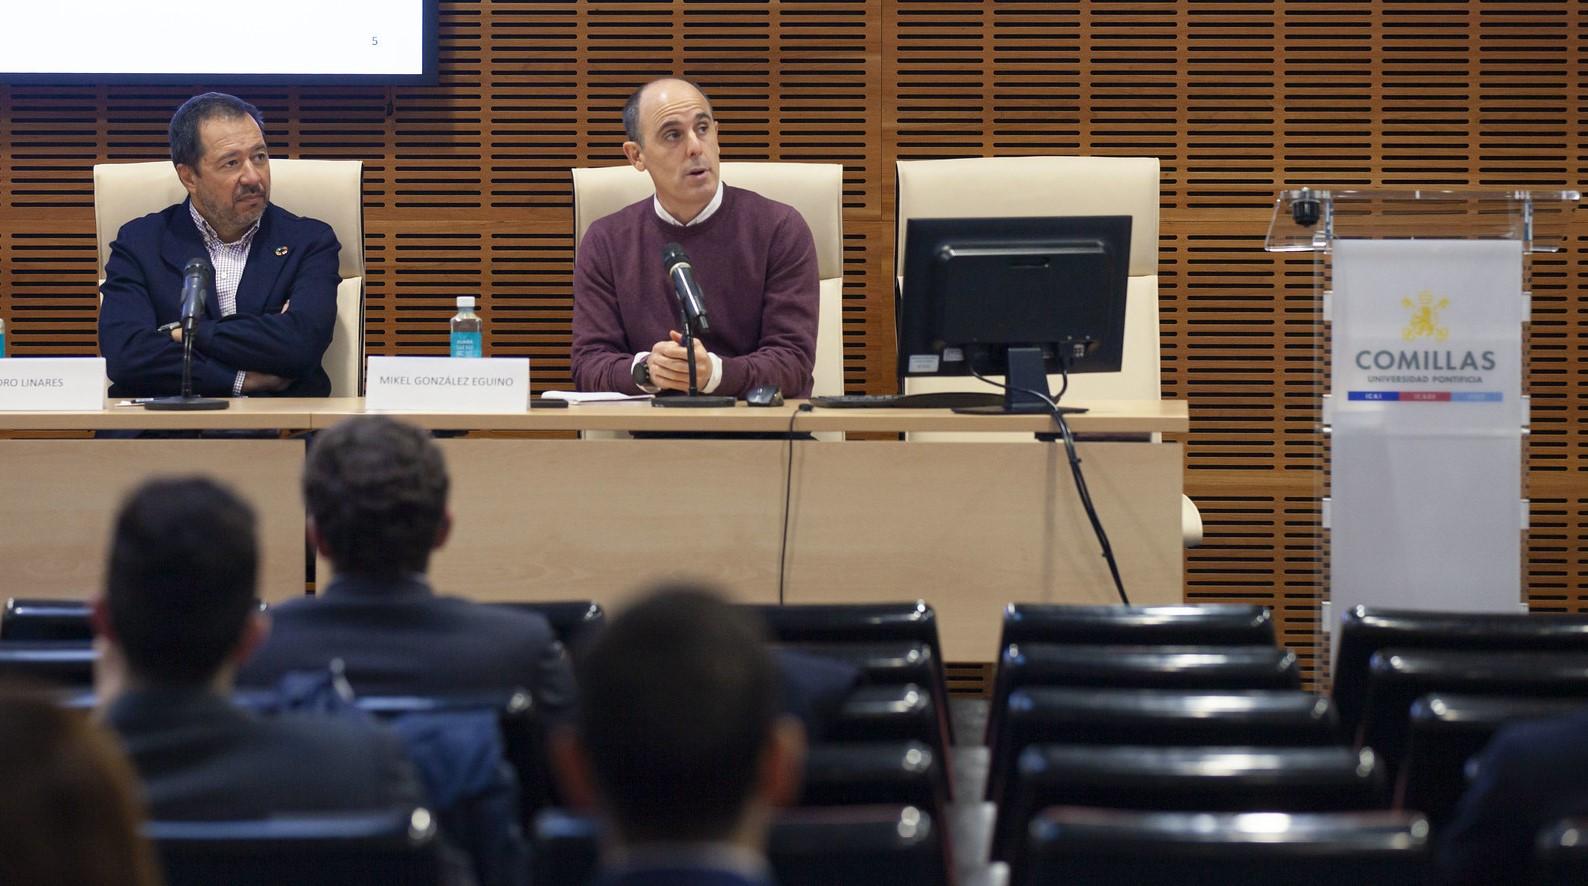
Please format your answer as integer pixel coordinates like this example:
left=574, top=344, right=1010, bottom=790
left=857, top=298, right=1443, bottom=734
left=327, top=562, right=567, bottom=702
left=651, top=395, right=737, bottom=409
left=144, top=396, right=230, bottom=411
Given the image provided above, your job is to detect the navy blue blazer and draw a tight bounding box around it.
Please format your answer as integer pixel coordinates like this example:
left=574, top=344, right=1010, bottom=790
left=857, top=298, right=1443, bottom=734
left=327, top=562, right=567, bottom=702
left=1436, top=706, right=1588, bottom=885
left=98, top=199, right=340, bottom=398
left=237, top=574, right=577, bottom=720
left=106, top=687, right=422, bottom=821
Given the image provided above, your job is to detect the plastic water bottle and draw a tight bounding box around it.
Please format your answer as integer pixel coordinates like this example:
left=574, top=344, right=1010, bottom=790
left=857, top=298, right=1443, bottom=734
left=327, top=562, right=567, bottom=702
left=450, top=296, right=482, bottom=358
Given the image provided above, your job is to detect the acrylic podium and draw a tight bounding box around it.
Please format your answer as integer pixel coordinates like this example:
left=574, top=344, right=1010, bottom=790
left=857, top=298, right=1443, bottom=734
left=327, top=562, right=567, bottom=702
left=1264, top=188, right=1580, bottom=662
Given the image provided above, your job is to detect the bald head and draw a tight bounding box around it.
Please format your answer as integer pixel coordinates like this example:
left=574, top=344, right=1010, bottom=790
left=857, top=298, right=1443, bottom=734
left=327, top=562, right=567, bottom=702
left=620, top=78, right=722, bottom=224
left=622, top=78, right=713, bottom=145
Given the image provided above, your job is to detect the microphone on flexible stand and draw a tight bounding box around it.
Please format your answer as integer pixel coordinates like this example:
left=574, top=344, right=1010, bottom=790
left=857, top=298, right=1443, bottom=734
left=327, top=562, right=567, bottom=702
left=652, top=242, right=735, bottom=409
left=146, top=256, right=229, bottom=411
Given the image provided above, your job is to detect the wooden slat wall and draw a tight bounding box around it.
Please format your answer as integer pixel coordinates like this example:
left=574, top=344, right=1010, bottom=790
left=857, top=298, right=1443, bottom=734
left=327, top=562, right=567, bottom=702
left=1, top=1, right=1583, bottom=679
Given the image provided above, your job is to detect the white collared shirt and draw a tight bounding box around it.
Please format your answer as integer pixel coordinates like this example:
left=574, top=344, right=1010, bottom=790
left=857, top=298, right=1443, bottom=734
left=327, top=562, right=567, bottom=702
left=188, top=202, right=262, bottom=395
left=652, top=180, right=725, bottom=227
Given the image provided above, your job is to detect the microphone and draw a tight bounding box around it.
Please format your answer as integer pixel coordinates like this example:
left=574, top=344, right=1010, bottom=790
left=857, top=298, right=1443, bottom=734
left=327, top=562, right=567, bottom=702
left=145, top=255, right=227, bottom=412
left=661, top=242, right=710, bottom=334
left=179, top=256, right=214, bottom=322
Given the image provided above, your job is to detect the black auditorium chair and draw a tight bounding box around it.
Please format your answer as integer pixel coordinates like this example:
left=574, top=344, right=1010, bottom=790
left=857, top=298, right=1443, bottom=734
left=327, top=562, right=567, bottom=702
left=988, top=687, right=1339, bottom=806
left=1535, top=818, right=1588, bottom=886
left=770, top=805, right=946, bottom=886
left=1332, top=607, right=1588, bottom=742
left=998, top=603, right=1276, bottom=650
left=1024, top=807, right=1432, bottom=886
left=780, top=641, right=938, bottom=692
left=533, top=805, right=947, bottom=886
left=745, top=601, right=953, bottom=745
left=0, top=641, right=96, bottom=687
left=1358, top=649, right=1588, bottom=786
left=1399, top=693, right=1588, bottom=829
left=802, top=741, right=942, bottom=813
left=995, top=745, right=1387, bottom=876
left=800, top=741, right=950, bottom=866
left=355, top=689, right=552, bottom=823
left=986, top=643, right=1301, bottom=751
left=486, top=600, right=604, bottom=649
left=825, top=682, right=950, bottom=803
left=2, top=597, right=93, bottom=642
left=745, top=602, right=942, bottom=657
left=148, top=807, right=443, bottom=886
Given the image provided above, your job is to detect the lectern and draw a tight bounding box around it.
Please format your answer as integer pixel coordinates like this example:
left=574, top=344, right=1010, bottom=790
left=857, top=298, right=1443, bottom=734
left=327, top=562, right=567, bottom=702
left=1265, top=189, right=1580, bottom=662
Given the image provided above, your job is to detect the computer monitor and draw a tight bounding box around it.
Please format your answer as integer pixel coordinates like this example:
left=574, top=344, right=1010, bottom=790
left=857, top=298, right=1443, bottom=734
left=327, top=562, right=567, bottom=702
left=898, top=215, right=1132, bottom=414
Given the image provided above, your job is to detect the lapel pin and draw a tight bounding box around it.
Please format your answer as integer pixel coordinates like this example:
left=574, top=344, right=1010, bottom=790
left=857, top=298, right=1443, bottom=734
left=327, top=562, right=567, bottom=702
left=275, top=246, right=289, bottom=257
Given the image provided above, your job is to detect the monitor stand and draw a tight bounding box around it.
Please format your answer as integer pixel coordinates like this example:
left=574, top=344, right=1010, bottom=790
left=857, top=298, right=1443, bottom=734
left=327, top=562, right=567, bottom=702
left=953, top=347, right=1087, bottom=416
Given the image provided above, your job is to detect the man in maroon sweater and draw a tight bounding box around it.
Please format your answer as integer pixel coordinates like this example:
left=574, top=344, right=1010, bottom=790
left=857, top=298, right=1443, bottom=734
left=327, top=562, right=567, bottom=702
left=572, top=78, right=819, bottom=398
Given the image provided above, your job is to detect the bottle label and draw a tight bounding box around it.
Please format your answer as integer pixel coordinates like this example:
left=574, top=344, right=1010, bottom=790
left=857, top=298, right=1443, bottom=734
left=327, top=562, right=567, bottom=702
left=450, top=331, right=483, bottom=359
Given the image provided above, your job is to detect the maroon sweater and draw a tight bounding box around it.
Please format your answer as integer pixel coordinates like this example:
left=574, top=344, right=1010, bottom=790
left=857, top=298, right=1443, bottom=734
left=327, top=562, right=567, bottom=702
left=571, top=185, right=819, bottom=397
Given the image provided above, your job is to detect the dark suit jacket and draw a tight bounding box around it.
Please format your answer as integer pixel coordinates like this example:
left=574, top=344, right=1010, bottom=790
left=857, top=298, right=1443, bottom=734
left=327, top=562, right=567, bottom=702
left=98, top=199, right=340, bottom=398
left=1436, top=706, right=1588, bottom=885
left=237, top=574, right=576, bottom=718
left=105, top=687, right=422, bottom=821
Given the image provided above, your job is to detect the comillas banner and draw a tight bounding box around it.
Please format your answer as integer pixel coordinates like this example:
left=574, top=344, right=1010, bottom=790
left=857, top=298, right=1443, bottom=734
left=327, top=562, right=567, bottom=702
left=1328, top=239, right=1524, bottom=624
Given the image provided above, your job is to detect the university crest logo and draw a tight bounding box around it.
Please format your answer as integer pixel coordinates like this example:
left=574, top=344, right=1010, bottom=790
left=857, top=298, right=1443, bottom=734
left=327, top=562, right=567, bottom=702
left=1401, top=290, right=1450, bottom=342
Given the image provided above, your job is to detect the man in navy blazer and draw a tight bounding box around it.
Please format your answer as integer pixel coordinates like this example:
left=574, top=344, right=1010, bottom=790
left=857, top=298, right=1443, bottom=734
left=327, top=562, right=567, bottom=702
left=552, top=587, right=805, bottom=886
left=99, top=92, right=339, bottom=399
left=237, top=415, right=576, bottom=717
left=94, top=476, right=422, bottom=821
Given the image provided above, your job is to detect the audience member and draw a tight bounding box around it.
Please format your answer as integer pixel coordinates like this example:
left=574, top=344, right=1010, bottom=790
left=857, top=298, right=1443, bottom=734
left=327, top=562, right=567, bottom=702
left=99, top=92, right=340, bottom=398
left=238, top=415, right=574, bottom=715
left=552, top=586, right=806, bottom=886
left=94, top=476, right=423, bottom=820
left=0, top=685, right=163, bottom=886
left=1436, top=707, right=1588, bottom=884
left=571, top=77, right=819, bottom=398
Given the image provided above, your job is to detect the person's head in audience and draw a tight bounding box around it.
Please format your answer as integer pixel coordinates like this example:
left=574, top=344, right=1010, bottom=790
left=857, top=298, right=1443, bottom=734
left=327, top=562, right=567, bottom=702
left=0, top=685, right=163, bottom=886
left=169, top=92, right=271, bottom=242
left=92, top=476, right=265, bottom=697
left=553, top=585, right=806, bottom=854
left=621, top=77, right=721, bottom=225
left=302, top=415, right=451, bottom=580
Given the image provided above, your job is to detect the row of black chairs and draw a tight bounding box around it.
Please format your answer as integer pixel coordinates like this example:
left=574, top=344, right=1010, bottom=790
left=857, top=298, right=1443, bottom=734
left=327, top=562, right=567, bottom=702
left=144, top=805, right=1588, bottom=886
left=19, top=597, right=1588, bottom=884
left=979, top=603, right=1588, bottom=884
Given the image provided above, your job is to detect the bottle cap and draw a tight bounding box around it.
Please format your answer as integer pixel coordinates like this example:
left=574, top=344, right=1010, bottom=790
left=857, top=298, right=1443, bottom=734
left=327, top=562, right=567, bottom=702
left=456, top=296, right=476, bottom=309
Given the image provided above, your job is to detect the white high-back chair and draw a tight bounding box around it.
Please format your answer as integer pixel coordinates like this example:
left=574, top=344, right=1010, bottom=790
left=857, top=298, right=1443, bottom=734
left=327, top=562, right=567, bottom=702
left=571, top=162, right=845, bottom=400
left=894, top=156, right=1201, bottom=545
left=93, top=159, right=366, bottom=397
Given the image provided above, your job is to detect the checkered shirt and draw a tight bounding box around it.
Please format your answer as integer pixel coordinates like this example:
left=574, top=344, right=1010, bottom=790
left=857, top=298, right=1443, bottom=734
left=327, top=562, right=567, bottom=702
left=189, top=202, right=261, bottom=395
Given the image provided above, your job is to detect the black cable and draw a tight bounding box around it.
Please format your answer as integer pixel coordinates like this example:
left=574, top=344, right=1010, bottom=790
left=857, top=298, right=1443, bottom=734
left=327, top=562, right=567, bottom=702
left=776, top=403, right=813, bottom=604
left=967, top=365, right=1131, bottom=606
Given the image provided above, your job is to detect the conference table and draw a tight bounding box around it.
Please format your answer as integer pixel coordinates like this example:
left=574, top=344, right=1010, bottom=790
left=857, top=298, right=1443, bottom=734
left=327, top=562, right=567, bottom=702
left=0, top=398, right=1187, bottom=660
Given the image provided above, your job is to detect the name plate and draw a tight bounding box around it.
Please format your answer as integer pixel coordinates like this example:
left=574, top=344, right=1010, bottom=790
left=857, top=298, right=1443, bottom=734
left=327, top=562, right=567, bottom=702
left=0, top=358, right=107, bottom=411
left=366, top=357, right=530, bottom=413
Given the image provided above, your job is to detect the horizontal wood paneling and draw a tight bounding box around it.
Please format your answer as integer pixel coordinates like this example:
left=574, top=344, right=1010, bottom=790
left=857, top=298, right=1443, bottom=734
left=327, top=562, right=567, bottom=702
left=2, top=0, right=1584, bottom=680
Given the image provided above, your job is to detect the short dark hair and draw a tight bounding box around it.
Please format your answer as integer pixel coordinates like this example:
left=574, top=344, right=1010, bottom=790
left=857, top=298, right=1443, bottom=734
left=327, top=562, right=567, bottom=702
left=106, top=477, right=258, bottom=686
left=303, top=416, right=449, bottom=579
left=575, top=585, right=777, bottom=843
left=169, top=92, right=265, bottom=168
left=622, top=77, right=712, bottom=144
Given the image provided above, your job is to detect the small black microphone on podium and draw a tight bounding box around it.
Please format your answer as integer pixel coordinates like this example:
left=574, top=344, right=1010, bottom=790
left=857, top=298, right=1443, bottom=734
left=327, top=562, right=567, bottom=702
left=179, top=255, right=213, bottom=323
left=145, top=255, right=228, bottom=411
left=662, top=242, right=711, bottom=334
left=652, top=241, right=735, bottom=408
